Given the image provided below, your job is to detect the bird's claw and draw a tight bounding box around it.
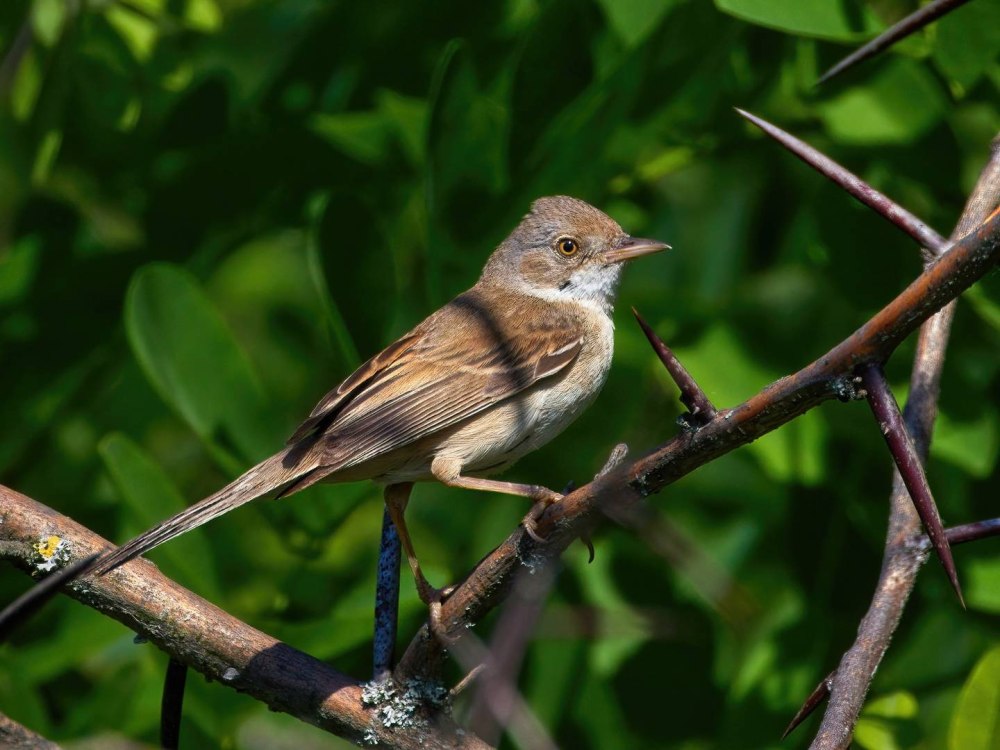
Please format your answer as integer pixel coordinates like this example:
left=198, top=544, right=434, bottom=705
left=521, top=490, right=563, bottom=542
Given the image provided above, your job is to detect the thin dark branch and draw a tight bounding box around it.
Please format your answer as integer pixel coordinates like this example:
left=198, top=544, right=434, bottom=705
left=0, top=552, right=100, bottom=641
left=817, top=0, right=975, bottom=85
left=946, top=517, right=1000, bottom=545
left=736, top=109, right=948, bottom=254
left=161, top=658, right=188, bottom=750
left=859, top=363, right=963, bottom=604
left=632, top=307, right=717, bottom=424
left=373, top=508, right=402, bottom=680
left=782, top=671, right=834, bottom=739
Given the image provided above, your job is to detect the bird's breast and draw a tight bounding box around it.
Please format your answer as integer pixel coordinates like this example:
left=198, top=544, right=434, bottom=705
left=444, top=310, right=615, bottom=476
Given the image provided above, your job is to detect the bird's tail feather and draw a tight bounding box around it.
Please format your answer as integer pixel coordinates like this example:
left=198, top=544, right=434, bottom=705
left=95, top=450, right=310, bottom=575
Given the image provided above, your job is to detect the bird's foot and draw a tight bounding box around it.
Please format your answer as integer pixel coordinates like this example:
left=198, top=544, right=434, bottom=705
left=424, top=584, right=457, bottom=645
left=521, top=488, right=563, bottom=543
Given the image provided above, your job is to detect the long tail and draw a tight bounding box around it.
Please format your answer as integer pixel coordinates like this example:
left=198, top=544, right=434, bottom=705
left=95, top=450, right=314, bottom=575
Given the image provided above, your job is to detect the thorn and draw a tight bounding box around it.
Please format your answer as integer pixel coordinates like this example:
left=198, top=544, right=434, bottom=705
left=860, top=364, right=964, bottom=606
left=632, top=307, right=716, bottom=424
left=817, top=0, right=973, bottom=85
left=0, top=552, right=100, bottom=642
left=735, top=109, right=948, bottom=255
left=450, top=663, right=486, bottom=698
left=782, top=670, right=834, bottom=739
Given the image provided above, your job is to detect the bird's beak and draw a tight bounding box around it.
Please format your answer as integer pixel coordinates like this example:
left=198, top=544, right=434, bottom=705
left=602, top=236, right=671, bottom=264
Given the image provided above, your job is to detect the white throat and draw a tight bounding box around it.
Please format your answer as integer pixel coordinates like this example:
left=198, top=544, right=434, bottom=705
left=517, top=264, right=622, bottom=317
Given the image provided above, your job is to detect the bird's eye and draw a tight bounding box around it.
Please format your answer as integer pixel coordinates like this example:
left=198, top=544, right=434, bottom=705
left=556, top=237, right=579, bottom=257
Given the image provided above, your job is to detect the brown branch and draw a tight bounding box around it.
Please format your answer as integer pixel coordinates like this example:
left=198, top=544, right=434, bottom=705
left=0, top=485, right=489, bottom=750
left=783, top=515, right=1000, bottom=739
left=946, top=517, right=1000, bottom=545
left=395, top=194, right=1000, bottom=680
left=0, top=712, right=59, bottom=750
left=810, top=133, right=1000, bottom=749
left=3, top=135, right=998, bottom=747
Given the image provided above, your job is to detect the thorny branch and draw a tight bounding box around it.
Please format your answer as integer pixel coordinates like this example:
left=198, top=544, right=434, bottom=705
left=809, top=133, right=1000, bottom=750
left=395, top=190, right=1000, bottom=683
left=1, top=126, right=999, bottom=749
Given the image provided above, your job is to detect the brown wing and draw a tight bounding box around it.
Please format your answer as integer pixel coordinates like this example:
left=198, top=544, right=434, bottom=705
left=287, top=332, right=420, bottom=443
left=288, top=289, right=583, bottom=472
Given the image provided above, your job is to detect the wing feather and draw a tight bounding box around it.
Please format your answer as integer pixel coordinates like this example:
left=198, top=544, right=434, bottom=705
left=288, top=289, right=585, bottom=473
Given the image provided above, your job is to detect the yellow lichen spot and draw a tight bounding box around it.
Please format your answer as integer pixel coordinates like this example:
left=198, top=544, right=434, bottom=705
left=33, top=535, right=70, bottom=572
left=34, top=535, right=62, bottom=559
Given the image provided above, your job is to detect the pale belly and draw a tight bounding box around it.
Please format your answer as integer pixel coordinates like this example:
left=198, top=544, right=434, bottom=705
left=372, top=320, right=614, bottom=485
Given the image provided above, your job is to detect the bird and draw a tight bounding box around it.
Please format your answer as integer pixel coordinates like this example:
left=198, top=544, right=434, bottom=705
left=95, top=196, right=669, bottom=603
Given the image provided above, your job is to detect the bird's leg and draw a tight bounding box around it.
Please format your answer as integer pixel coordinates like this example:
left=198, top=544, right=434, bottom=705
left=383, top=483, right=440, bottom=605
left=384, top=483, right=458, bottom=643
left=430, top=457, right=563, bottom=543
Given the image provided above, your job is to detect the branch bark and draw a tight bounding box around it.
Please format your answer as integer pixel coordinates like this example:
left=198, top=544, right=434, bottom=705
left=0, top=712, right=59, bottom=750
left=0, top=485, right=488, bottom=750
left=811, top=133, right=1000, bottom=749
left=2, top=141, right=998, bottom=749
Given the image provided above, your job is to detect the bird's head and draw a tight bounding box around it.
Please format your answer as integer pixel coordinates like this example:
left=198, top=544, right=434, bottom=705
left=481, top=196, right=669, bottom=313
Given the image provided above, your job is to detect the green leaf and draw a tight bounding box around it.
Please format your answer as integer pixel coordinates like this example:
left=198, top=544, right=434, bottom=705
left=966, top=285, right=1000, bottom=334
left=571, top=551, right=649, bottom=676
left=0, top=235, right=41, bottom=304
left=309, top=111, right=392, bottom=165
left=376, top=89, right=429, bottom=167
left=125, top=263, right=276, bottom=468
left=864, top=691, right=919, bottom=720
left=855, top=717, right=903, bottom=750
left=818, top=60, right=948, bottom=145
left=714, top=0, right=879, bottom=41
left=932, top=408, right=1000, bottom=478
left=11, top=48, right=42, bottom=121
left=966, top=558, right=1000, bottom=615
left=185, top=0, right=222, bottom=32
left=30, top=129, right=61, bottom=185
left=31, top=0, right=66, bottom=47
left=99, top=433, right=222, bottom=598
left=948, top=647, right=1000, bottom=750
left=427, top=42, right=509, bottom=197
left=105, top=4, right=159, bottom=62
left=933, top=1, right=1000, bottom=90
left=596, top=0, right=679, bottom=47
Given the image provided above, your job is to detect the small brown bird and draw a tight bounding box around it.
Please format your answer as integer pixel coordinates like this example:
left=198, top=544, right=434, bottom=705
left=97, top=196, right=669, bottom=602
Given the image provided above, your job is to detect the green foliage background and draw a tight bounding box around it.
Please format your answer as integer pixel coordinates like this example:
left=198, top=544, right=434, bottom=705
left=1, top=0, right=999, bottom=747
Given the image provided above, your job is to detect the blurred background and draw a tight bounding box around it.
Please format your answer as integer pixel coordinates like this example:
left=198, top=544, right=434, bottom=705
left=1, top=0, right=999, bottom=748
